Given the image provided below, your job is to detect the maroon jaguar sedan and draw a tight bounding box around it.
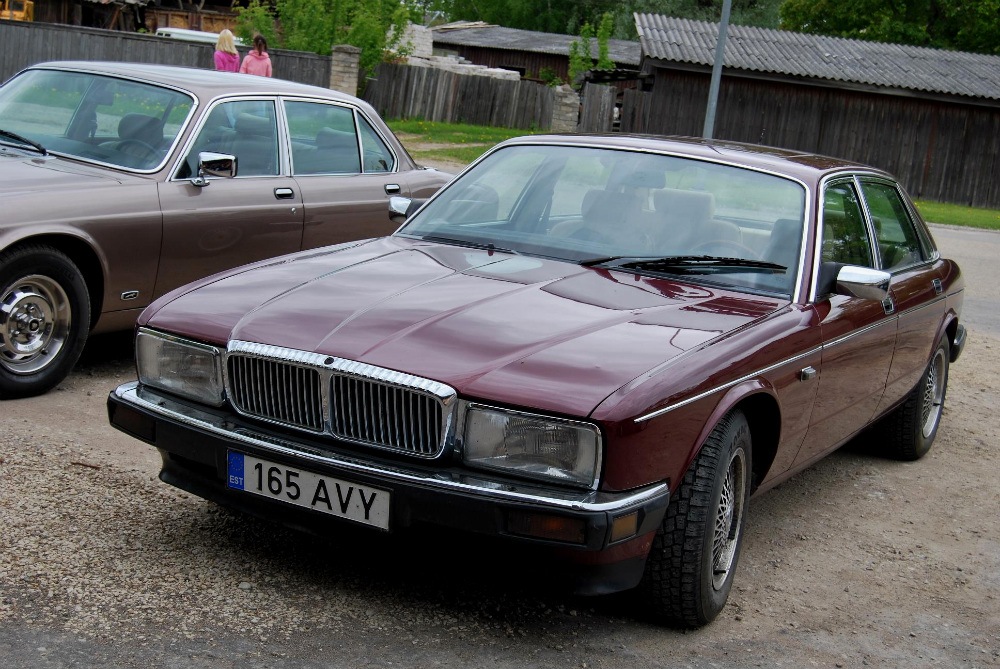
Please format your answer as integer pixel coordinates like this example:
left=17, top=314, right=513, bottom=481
left=108, top=135, right=965, bottom=626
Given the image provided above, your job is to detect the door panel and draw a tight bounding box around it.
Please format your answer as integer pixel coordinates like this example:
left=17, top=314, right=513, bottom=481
left=796, top=296, right=896, bottom=465
left=297, top=173, right=408, bottom=249
left=877, top=263, right=947, bottom=413
left=155, top=177, right=304, bottom=298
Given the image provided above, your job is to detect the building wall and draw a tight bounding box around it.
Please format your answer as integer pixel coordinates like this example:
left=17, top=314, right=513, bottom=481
left=611, top=67, right=1000, bottom=208
left=444, top=45, right=571, bottom=82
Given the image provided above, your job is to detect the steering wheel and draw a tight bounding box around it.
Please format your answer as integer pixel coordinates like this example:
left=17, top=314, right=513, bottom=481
left=691, top=239, right=761, bottom=259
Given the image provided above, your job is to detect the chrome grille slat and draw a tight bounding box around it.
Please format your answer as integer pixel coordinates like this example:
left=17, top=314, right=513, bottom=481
left=226, top=342, right=454, bottom=458
left=228, top=355, right=324, bottom=432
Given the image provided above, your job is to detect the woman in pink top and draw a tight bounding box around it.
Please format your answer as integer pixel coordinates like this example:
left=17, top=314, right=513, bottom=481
left=213, top=29, right=240, bottom=72
left=240, top=34, right=273, bottom=77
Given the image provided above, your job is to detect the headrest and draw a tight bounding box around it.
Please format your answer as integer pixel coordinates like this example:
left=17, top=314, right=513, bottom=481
left=235, top=113, right=273, bottom=137
left=118, top=113, right=162, bottom=146
left=315, top=127, right=357, bottom=151
left=653, top=188, right=715, bottom=221
left=582, top=190, right=637, bottom=223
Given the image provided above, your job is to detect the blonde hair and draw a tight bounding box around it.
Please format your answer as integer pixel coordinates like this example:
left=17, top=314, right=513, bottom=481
left=216, top=29, right=238, bottom=55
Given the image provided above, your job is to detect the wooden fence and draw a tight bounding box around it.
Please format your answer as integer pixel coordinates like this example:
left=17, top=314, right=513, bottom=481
left=0, top=19, right=331, bottom=88
left=580, top=71, right=1000, bottom=209
left=363, top=63, right=556, bottom=129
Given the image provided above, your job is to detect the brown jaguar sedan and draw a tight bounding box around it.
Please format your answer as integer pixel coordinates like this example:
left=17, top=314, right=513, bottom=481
left=109, top=135, right=966, bottom=626
left=0, top=61, right=449, bottom=398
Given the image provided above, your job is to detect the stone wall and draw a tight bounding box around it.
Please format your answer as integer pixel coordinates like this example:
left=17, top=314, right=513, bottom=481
left=551, top=85, right=581, bottom=133
left=328, top=44, right=361, bottom=95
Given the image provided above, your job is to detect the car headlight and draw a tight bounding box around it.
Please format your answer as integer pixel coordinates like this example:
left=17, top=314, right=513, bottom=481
left=136, top=328, right=224, bottom=406
left=462, top=405, right=601, bottom=489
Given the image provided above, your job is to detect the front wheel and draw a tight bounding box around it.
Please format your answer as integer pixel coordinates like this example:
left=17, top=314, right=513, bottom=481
left=0, top=246, right=91, bottom=399
left=639, top=409, right=752, bottom=627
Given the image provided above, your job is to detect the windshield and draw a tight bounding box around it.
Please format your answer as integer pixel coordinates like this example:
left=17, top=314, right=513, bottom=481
left=397, top=144, right=807, bottom=296
left=0, top=68, right=194, bottom=171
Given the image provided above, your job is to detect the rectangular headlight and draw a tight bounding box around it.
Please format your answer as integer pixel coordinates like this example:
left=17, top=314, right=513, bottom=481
left=136, top=328, right=224, bottom=406
left=462, top=405, right=601, bottom=489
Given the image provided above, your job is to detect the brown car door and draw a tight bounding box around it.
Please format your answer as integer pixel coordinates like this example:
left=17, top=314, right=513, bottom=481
left=284, top=99, right=408, bottom=249
left=154, top=99, right=304, bottom=299
left=794, top=178, right=897, bottom=466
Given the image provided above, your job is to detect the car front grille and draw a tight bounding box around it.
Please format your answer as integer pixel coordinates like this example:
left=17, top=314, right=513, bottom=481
left=226, top=341, right=456, bottom=458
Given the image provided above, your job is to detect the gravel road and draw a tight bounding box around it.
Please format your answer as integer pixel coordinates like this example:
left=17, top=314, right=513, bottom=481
left=1, top=227, right=998, bottom=669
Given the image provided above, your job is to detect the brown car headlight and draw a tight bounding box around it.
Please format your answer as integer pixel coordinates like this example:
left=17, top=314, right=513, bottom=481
left=462, top=405, right=601, bottom=489
left=136, top=328, right=224, bottom=406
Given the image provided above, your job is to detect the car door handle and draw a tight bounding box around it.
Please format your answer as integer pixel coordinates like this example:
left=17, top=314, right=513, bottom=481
left=384, top=183, right=401, bottom=194
left=274, top=187, right=295, bottom=200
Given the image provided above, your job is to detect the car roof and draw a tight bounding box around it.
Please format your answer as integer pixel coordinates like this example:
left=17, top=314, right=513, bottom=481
left=500, top=133, right=886, bottom=184
left=26, top=61, right=361, bottom=104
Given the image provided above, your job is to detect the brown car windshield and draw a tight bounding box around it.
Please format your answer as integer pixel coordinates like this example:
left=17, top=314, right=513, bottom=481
left=398, top=144, right=807, bottom=297
left=0, top=68, right=194, bottom=171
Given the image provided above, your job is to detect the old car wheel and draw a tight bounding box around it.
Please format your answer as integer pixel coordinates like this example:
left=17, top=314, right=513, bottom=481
left=871, top=334, right=950, bottom=460
left=639, top=409, right=752, bottom=627
left=0, top=246, right=91, bottom=399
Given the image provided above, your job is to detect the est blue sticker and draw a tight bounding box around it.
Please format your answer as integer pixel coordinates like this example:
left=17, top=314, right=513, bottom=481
left=227, top=452, right=245, bottom=490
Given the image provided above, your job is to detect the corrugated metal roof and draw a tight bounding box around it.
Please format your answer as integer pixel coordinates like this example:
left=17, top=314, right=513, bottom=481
left=432, top=22, right=641, bottom=67
left=635, top=13, right=1000, bottom=100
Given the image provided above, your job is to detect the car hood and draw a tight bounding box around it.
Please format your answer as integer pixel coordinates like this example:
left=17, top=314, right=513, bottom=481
left=142, top=237, right=786, bottom=416
left=0, top=149, right=129, bottom=195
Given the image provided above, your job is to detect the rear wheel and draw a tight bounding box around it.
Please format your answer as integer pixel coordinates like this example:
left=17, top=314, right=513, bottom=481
left=639, top=409, right=752, bottom=627
left=0, top=246, right=91, bottom=399
left=870, top=333, right=950, bottom=460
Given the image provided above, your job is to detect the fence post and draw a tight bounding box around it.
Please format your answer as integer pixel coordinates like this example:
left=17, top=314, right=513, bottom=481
left=328, top=44, right=361, bottom=95
left=550, top=85, right=580, bottom=133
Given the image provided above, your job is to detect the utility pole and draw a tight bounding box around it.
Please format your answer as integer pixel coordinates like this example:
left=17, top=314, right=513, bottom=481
left=702, top=0, right=733, bottom=139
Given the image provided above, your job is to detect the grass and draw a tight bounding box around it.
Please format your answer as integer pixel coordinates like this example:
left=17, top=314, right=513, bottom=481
left=387, top=119, right=540, bottom=167
left=389, top=120, right=1000, bottom=231
left=914, top=200, right=1000, bottom=231
left=387, top=119, right=539, bottom=145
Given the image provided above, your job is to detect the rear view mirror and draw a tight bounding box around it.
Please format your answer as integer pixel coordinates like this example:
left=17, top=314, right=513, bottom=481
left=191, top=152, right=237, bottom=187
left=389, top=196, right=425, bottom=224
left=834, top=264, right=890, bottom=301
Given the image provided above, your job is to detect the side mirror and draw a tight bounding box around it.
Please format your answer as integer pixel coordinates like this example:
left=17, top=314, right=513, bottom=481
left=388, top=196, right=426, bottom=224
left=833, top=264, right=891, bottom=301
left=191, top=152, right=237, bottom=187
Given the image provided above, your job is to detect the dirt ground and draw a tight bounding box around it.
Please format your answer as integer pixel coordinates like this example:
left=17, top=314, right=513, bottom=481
left=0, top=224, right=998, bottom=667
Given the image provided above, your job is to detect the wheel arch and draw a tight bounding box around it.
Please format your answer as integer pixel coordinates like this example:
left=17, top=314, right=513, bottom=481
left=3, top=235, right=105, bottom=329
left=689, top=383, right=782, bottom=495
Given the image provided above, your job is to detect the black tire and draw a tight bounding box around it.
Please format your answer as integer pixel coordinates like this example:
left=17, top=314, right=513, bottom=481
left=0, top=245, right=91, bottom=399
left=639, top=409, right=752, bottom=627
left=869, top=334, right=950, bottom=461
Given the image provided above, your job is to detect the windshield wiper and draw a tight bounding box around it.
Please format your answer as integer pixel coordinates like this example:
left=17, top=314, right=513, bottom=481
left=417, top=234, right=519, bottom=255
left=580, top=254, right=786, bottom=274
left=0, top=128, right=47, bottom=155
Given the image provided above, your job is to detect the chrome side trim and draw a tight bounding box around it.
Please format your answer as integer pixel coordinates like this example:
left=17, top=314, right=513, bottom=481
left=113, top=382, right=667, bottom=513
left=634, top=346, right=822, bottom=423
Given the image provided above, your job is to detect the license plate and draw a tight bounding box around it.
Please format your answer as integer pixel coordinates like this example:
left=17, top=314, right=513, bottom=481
left=226, top=451, right=390, bottom=530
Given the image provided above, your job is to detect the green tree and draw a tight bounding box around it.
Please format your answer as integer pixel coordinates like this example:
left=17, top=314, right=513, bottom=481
left=779, top=0, right=1000, bottom=54
left=234, top=0, right=420, bottom=87
left=234, top=0, right=279, bottom=49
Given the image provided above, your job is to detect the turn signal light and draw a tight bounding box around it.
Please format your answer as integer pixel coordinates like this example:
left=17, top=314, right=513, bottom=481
left=610, top=512, right=639, bottom=543
left=506, top=510, right=587, bottom=544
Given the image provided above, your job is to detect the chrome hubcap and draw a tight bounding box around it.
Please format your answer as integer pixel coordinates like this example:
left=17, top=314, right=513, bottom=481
left=712, top=446, right=746, bottom=590
left=0, top=275, right=71, bottom=374
left=920, top=348, right=947, bottom=439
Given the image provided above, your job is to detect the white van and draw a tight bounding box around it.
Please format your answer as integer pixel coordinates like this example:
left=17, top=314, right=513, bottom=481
left=154, top=28, right=245, bottom=46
